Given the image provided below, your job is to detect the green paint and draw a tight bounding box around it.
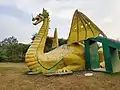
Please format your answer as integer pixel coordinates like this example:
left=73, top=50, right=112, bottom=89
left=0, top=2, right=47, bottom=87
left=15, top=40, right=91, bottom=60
left=84, top=36, right=120, bottom=73
left=110, top=48, right=120, bottom=72
left=102, top=44, right=113, bottom=73
left=36, top=56, right=64, bottom=71
left=84, top=40, right=91, bottom=70
left=89, top=41, right=100, bottom=69
left=85, top=40, right=100, bottom=70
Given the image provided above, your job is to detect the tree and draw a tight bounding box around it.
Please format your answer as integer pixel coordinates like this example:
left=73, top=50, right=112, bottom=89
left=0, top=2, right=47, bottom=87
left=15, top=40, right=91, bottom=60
left=0, top=36, right=18, bottom=46
left=59, top=38, right=67, bottom=46
left=0, top=35, right=67, bottom=62
left=0, top=36, right=30, bottom=62
left=0, top=46, right=7, bottom=62
left=31, top=33, right=37, bottom=43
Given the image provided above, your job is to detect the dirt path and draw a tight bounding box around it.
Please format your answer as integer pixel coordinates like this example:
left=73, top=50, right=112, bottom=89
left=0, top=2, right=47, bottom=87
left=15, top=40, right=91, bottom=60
left=0, top=63, right=120, bottom=90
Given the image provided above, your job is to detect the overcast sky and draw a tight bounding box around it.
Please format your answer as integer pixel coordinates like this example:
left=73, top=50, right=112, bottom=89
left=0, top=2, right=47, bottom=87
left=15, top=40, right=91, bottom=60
left=0, top=0, right=120, bottom=44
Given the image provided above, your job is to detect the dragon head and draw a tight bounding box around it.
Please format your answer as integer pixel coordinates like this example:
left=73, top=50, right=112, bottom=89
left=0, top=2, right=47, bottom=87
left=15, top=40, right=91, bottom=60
left=32, top=8, right=49, bottom=25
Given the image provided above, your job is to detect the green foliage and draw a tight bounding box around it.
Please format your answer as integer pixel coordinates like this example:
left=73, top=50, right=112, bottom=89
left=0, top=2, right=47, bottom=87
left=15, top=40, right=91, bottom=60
left=0, top=36, right=30, bottom=62
left=0, top=36, right=18, bottom=46
left=59, top=38, right=67, bottom=46
left=0, top=47, right=7, bottom=62
left=0, top=35, right=66, bottom=62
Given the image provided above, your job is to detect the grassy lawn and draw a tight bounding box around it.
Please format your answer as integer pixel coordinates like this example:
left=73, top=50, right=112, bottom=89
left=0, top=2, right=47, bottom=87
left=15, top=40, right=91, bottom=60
left=0, top=62, right=120, bottom=90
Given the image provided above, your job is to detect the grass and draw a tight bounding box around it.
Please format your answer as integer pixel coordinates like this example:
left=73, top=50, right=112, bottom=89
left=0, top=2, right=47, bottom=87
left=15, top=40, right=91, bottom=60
left=0, top=62, right=120, bottom=90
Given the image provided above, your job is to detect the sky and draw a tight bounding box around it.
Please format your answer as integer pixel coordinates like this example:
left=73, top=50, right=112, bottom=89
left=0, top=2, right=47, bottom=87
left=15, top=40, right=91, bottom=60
left=0, top=0, right=120, bottom=44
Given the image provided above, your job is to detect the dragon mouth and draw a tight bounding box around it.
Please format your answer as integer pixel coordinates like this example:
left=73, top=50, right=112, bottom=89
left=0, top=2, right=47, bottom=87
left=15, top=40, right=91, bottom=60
left=32, top=18, right=40, bottom=25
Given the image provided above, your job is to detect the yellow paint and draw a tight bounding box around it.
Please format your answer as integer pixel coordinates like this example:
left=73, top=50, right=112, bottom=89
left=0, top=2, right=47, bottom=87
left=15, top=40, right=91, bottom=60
left=25, top=9, right=105, bottom=73
left=52, top=28, right=59, bottom=49
left=67, top=10, right=105, bottom=45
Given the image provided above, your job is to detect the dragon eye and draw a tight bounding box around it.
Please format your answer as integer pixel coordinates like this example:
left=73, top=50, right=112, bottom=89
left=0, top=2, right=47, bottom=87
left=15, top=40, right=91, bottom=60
left=39, top=13, right=42, bottom=16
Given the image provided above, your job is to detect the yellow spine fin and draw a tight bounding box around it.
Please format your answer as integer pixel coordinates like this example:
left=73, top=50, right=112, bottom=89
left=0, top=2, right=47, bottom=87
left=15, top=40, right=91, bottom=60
left=52, top=28, right=59, bottom=49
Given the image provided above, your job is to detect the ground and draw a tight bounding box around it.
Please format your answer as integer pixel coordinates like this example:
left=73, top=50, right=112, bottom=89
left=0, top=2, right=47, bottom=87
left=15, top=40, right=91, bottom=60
left=0, top=63, right=120, bottom=90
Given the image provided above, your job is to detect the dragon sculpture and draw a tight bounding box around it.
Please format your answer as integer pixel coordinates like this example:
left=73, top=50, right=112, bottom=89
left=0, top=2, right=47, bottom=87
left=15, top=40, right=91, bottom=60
left=25, top=8, right=106, bottom=74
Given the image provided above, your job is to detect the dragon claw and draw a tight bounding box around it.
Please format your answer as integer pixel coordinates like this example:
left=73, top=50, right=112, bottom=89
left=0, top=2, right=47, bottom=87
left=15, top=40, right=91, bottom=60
left=57, top=68, right=72, bottom=73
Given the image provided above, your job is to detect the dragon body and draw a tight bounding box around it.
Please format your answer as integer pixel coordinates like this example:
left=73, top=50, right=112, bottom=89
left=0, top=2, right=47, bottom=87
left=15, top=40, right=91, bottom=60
left=25, top=9, right=105, bottom=73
